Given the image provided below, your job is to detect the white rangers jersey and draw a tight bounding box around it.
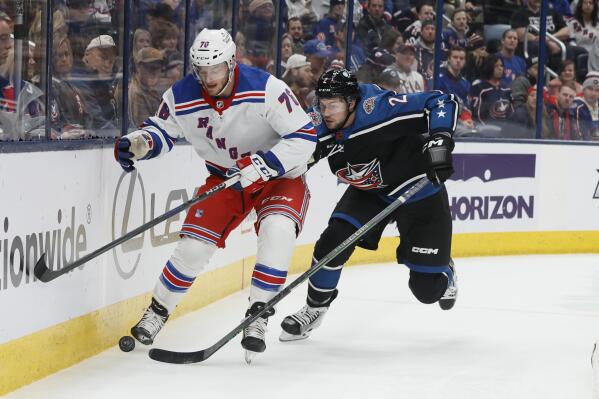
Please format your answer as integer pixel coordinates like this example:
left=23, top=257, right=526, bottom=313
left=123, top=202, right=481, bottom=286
left=137, top=63, right=316, bottom=178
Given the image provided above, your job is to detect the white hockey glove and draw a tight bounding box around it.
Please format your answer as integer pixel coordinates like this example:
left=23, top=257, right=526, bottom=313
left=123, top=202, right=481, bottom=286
left=226, top=152, right=281, bottom=193
left=114, top=130, right=154, bottom=172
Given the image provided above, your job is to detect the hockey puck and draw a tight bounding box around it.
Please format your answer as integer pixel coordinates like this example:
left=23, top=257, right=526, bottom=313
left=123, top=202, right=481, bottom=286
left=119, top=336, right=135, bottom=352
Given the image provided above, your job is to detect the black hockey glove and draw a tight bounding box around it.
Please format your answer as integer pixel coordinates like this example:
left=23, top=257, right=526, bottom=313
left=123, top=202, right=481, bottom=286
left=422, top=134, right=454, bottom=185
left=114, top=137, right=135, bottom=172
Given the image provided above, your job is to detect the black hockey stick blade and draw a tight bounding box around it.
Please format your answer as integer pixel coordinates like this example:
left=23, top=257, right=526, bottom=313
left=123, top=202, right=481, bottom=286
left=33, top=175, right=240, bottom=283
left=148, top=177, right=430, bottom=364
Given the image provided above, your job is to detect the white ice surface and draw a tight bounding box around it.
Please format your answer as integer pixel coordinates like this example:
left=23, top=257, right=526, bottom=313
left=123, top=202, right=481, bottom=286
left=7, top=254, right=599, bottom=399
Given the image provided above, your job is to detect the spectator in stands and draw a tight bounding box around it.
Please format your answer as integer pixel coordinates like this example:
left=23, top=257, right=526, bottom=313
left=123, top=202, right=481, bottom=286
left=391, top=4, right=417, bottom=33
left=189, top=0, right=230, bottom=36
left=469, top=54, right=514, bottom=125
left=376, top=67, right=401, bottom=91
left=282, top=53, right=314, bottom=109
left=133, top=29, right=152, bottom=55
left=510, top=0, right=569, bottom=57
left=572, top=71, right=599, bottom=140
left=511, top=56, right=539, bottom=108
left=439, top=46, right=474, bottom=129
left=548, top=60, right=584, bottom=97
left=390, top=44, right=425, bottom=93
left=129, top=47, right=164, bottom=127
left=158, top=51, right=184, bottom=94
left=332, top=23, right=365, bottom=71
left=234, top=31, right=253, bottom=66
left=403, top=0, right=434, bottom=46
left=313, top=0, right=345, bottom=47
left=442, top=8, right=480, bottom=50
left=544, top=84, right=576, bottom=140
left=243, top=0, right=276, bottom=58
left=287, top=16, right=306, bottom=54
left=304, top=39, right=333, bottom=85
left=151, top=20, right=180, bottom=59
left=357, top=0, right=393, bottom=50
left=248, top=41, right=273, bottom=70
left=508, top=87, right=539, bottom=138
left=553, top=0, right=573, bottom=17
left=64, top=0, right=111, bottom=68
left=569, top=0, right=599, bottom=72
left=50, top=35, right=91, bottom=139
left=282, top=33, right=294, bottom=65
left=0, top=12, right=11, bottom=77
left=285, top=0, right=319, bottom=37
left=130, top=29, right=151, bottom=73
left=145, top=2, right=176, bottom=29
left=267, top=33, right=294, bottom=74
left=356, top=47, right=395, bottom=83
left=0, top=15, right=17, bottom=113
left=80, top=34, right=119, bottom=135
left=380, top=28, right=403, bottom=54
left=0, top=14, right=44, bottom=140
left=497, top=29, right=526, bottom=88
left=414, top=19, right=437, bottom=84
left=510, top=0, right=587, bottom=73
left=463, top=37, right=487, bottom=82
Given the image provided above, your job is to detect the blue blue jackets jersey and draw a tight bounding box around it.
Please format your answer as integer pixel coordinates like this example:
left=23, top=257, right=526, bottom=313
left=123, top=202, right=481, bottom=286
left=438, top=67, right=471, bottom=111
left=309, top=84, right=458, bottom=200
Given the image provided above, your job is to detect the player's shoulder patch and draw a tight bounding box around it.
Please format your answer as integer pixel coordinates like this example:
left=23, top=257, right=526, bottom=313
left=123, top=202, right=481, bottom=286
left=362, top=96, right=376, bottom=114
left=309, top=111, right=322, bottom=126
left=157, top=101, right=170, bottom=120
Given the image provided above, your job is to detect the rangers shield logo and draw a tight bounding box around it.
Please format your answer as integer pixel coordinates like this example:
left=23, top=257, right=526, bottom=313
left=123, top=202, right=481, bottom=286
left=336, top=159, right=387, bottom=190
left=363, top=96, right=376, bottom=114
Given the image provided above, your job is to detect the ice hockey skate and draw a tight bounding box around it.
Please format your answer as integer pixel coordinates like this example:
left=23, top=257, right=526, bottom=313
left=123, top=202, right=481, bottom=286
left=439, top=261, right=458, bottom=310
left=241, top=302, right=274, bottom=364
left=279, top=304, right=329, bottom=341
left=131, top=298, right=169, bottom=345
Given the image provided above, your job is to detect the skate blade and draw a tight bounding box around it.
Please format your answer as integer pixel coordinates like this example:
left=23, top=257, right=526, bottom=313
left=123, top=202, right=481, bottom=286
left=279, top=330, right=310, bottom=342
left=245, top=350, right=258, bottom=364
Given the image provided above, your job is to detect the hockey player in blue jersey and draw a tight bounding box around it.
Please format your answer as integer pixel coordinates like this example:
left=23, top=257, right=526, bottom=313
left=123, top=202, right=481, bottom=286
left=279, top=68, right=459, bottom=341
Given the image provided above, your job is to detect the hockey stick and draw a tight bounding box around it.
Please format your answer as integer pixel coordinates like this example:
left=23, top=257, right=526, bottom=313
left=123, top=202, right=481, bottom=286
left=148, top=177, right=430, bottom=364
left=33, top=175, right=240, bottom=283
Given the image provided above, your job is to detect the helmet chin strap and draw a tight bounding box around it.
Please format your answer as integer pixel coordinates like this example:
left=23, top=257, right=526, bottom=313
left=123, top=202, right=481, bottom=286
left=214, top=61, right=236, bottom=97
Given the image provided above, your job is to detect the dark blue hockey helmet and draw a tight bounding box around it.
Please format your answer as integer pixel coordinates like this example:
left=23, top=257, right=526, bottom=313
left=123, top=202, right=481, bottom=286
left=316, top=68, right=360, bottom=102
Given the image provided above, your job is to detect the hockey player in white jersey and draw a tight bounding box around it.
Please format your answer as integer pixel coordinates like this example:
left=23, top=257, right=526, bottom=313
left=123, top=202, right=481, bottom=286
left=114, top=28, right=316, bottom=362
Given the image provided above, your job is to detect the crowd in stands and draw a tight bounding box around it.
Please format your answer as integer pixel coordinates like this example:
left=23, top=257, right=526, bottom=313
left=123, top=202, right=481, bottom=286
left=0, top=0, right=597, bottom=141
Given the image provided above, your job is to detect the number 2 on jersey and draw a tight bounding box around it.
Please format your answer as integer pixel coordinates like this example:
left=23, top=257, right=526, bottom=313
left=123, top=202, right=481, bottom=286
left=278, top=88, right=300, bottom=113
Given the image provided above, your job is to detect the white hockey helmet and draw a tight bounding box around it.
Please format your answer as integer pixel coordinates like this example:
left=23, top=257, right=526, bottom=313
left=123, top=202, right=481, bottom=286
left=190, top=28, right=236, bottom=72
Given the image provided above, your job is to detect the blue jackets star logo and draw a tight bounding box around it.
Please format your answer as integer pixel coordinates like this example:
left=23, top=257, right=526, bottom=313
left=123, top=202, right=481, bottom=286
left=335, top=159, right=387, bottom=190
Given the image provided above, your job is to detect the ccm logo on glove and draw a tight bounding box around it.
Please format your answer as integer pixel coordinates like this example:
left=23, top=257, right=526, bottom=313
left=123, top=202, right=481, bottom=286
left=422, top=134, right=454, bottom=186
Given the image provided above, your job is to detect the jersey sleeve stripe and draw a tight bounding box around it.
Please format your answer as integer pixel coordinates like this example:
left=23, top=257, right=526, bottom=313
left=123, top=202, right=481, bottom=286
left=234, top=91, right=265, bottom=99
left=175, top=104, right=212, bottom=115
left=231, top=98, right=265, bottom=106
left=283, top=132, right=317, bottom=142
left=175, top=99, right=208, bottom=110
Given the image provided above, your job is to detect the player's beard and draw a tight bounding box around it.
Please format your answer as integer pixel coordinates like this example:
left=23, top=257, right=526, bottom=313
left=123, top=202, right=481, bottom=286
left=324, top=119, right=345, bottom=131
